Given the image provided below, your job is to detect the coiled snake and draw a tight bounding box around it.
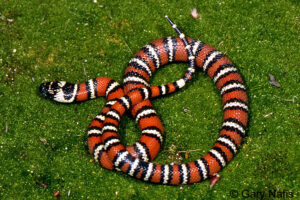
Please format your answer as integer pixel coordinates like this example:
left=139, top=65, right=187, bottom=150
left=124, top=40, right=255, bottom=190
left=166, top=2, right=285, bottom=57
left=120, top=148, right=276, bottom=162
left=40, top=15, right=248, bottom=186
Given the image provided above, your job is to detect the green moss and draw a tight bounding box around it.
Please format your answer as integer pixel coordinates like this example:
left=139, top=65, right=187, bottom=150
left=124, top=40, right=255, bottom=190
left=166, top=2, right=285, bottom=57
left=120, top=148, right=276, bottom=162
left=0, top=0, right=299, bottom=199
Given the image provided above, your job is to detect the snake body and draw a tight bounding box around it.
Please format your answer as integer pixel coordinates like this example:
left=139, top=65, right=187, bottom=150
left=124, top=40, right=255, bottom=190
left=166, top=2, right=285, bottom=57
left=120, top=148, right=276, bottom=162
left=40, top=16, right=248, bottom=185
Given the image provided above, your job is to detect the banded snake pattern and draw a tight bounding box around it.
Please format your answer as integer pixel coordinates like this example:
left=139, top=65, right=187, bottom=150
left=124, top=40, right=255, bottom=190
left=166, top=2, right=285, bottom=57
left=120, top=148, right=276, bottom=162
left=39, top=15, right=248, bottom=185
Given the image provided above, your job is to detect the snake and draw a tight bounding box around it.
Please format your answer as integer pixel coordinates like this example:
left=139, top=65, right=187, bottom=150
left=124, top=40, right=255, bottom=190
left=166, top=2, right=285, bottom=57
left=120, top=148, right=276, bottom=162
left=39, top=15, right=248, bottom=185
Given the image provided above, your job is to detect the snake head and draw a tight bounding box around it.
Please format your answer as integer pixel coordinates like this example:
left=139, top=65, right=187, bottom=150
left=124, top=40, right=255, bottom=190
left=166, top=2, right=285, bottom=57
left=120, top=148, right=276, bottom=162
left=39, top=81, right=76, bottom=103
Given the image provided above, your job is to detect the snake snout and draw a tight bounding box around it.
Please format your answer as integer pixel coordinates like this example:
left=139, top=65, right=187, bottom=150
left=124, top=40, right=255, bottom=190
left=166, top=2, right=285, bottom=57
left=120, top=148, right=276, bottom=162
left=39, top=82, right=56, bottom=99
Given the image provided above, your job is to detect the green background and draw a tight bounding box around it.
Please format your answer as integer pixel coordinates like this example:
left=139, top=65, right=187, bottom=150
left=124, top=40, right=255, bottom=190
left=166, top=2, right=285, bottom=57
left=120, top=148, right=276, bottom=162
left=0, top=0, right=299, bottom=199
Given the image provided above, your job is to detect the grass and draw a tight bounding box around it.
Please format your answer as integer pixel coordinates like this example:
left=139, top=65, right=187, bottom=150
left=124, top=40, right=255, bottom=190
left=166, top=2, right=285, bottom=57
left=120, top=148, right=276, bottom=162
left=0, top=0, right=299, bottom=199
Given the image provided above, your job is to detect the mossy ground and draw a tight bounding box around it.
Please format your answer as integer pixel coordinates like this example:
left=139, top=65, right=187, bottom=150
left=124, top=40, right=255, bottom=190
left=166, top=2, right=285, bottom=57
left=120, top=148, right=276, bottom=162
left=0, top=0, right=299, bottom=199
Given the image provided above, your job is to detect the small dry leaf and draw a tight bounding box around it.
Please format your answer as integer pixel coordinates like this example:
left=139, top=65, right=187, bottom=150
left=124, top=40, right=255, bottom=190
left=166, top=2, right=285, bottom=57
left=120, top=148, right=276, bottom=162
left=269, top=74, right=281, bottom=88
left=39, top=138, right=47, bottom=145
left=191, top=8, right=199, bottom=19
left=264, top=112, right=273, bottom=118
left=5, top=124, right=8, bottom=133
left=54, top=191, right=60, bottom=199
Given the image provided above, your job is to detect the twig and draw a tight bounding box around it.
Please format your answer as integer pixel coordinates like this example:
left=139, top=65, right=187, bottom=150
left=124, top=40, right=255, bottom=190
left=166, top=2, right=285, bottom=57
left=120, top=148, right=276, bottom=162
left=177, top=149, right=202, bottom=153
left=273, top=95, right=297, bottom=103
left=264, top=112, right=273, bottom=118
left=121, top=35, right=133, bottom=55
left=36, top=180, right=48, bottom=189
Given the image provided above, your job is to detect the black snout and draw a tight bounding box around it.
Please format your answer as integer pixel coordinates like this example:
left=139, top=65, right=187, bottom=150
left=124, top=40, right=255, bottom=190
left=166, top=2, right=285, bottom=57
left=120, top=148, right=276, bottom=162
left=39, top=82, right=54, bottom=99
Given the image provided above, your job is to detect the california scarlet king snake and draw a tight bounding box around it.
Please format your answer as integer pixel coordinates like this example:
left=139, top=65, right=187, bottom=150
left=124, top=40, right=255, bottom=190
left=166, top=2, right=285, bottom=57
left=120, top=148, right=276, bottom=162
left=39, top=15, right=248, bottom=185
